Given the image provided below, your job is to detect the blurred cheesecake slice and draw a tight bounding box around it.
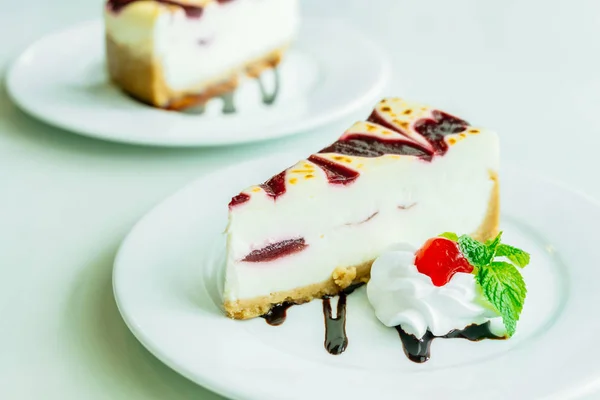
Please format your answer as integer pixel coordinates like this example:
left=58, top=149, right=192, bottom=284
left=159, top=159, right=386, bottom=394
left=104, top=0, right=299, bottom=109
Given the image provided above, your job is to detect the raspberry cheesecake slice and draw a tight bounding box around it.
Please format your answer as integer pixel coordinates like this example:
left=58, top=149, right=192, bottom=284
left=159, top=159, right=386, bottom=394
left=224, top=98, right=500, bottom=319
left=104, top=0, right=299, bottom=109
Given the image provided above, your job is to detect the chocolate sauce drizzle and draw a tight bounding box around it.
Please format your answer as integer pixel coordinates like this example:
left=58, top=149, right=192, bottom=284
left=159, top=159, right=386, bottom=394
left=395, top=322, right=506, bottom=363
left=261, top=302, right=294, bottom=326
left=173, top=68, right=280, bottom=115
left=213, top=67, right=280, bottom=114
left=322, top=295, right=348, bottom=355
left=322, top=284, right=363, bottom=355
left=258, top=67, right=280, bottom=106
left=260, top=284, right=362, bottom=355
left=260, top=285, right=504, bottom=360
left=221, top=92, right=236, bottom=114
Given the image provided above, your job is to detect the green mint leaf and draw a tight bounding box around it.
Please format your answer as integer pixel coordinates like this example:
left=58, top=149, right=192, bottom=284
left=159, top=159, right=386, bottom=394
left=496, top=244, right=531, bottom=268
left=458, top=235, right=489, bottom=267
left=439, top=232, right=459, bottom=241
left=484, top=231, right=503, bottom=260
left=476, top=261, right=527, bottom=337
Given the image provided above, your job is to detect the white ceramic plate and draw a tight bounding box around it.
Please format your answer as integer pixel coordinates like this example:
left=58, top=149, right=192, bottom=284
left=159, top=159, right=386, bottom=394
left=114, top=154, right=599, bottom=400
left=6, top=18, right=389, bottom=147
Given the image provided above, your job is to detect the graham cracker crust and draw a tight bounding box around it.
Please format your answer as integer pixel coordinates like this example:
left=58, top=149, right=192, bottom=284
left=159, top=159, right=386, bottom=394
left=224, top=172, right=501, bottom=320
left=224, top=263, right=372, bottom=320
left=105, top=35, right=287, bottom=110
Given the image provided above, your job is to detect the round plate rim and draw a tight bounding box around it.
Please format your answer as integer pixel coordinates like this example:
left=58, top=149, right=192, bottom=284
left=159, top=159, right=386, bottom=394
left=6, top=18, right=391, bottom=148
left=113, top=155, right=600, bottom=399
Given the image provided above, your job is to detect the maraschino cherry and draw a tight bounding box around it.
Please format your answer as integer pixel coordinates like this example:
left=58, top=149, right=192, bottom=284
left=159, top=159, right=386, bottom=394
left=414, top=237, right=473, bottom=286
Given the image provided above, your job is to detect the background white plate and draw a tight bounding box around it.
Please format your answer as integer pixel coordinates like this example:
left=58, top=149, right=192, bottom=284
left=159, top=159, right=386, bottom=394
left=6, top=18, right=390, bottom=147
left=114, top=154, right=596, bottom=400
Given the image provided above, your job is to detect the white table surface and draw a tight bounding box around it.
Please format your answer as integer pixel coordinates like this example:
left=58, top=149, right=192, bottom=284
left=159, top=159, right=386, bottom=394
left=1, top=0, right=599, bottom=399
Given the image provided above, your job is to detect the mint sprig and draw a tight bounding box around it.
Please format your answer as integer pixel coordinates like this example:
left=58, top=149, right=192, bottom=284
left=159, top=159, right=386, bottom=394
left=439, top=231, right=531, bottom=337
left=495, top=244, right=530, bottom=268
left=476, top=261, right=526, bottom=336
left=457, top=235, right=490, bottom=267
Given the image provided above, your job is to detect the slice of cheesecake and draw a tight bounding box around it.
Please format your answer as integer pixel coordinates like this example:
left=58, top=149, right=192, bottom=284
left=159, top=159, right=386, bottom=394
left=104, top=0, right=299, bottom=109
left=224, top=98, right=500, bottom=319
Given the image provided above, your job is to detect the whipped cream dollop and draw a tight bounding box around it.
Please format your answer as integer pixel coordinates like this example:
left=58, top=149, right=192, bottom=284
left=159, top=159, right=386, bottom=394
left=367, top=244, right=499, bottom=339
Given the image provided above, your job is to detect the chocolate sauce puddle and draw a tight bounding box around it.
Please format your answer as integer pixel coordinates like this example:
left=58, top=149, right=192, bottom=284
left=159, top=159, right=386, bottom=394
left=261, top=302, right=294, bottom=326
left=395, top=321, right=506, bottom=363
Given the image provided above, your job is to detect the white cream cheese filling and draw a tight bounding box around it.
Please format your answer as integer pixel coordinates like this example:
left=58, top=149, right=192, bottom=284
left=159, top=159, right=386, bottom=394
left=224, top=131, right=499, bottom=301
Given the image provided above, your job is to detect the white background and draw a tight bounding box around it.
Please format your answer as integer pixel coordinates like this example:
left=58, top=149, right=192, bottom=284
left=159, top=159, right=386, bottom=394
left=1, top=0, right=599, bottom=398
